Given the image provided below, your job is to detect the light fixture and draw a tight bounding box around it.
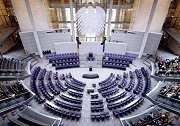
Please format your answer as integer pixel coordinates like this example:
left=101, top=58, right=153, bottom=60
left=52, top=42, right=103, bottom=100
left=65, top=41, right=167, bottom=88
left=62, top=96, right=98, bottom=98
left=76, top=6, right=106, bottom=37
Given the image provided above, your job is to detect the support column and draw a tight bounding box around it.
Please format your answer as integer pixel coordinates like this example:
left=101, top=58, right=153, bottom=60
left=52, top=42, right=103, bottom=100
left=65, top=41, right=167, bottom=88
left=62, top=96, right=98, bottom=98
left=138, top=0, right=158, bottom=58
left=106, top=0, right=113, bottom=42
left=24, top=0, right=43, bottom=58
left=69, top=0, right=75, bottom=42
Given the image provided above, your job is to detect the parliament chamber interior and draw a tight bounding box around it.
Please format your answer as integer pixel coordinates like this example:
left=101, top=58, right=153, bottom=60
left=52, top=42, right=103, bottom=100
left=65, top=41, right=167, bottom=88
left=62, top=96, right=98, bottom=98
left=0, top=0, right=180, bottom=126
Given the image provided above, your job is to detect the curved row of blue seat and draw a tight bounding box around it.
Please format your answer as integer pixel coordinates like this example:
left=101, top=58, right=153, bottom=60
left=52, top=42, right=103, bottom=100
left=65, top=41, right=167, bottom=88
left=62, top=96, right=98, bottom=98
left=53, top=72, right=58, bottom=80
left=47, top=80, right=60, bottom=95
left=118, top=72, right=128, bottom=88
left=98, top=80, right=118, bottom=93
left=30, top=80, right=45, bottom=103
left=54, top=99, right=82, bottom=111
left=37, top=68, right=46, bottom=80
left=107, top=95, right=135, bottom=110
left=67, top=89, right=83, bottom=98
left=44, top=103, right=81, bottom=119
left=106, top=91, right=127, bottom=103
left=30, top=67, right=45, bottom=103
left=133, top=78, right=144, bottom=95
left=91, top=104, right=104, bottom=112
left=135, top=69, right=143, bottom=79
left=45, top=71, right=60, bottom=95
left=102, top=87, right=119, bottom=97
left=70, top=78, right=86, bottom=87
left=91, top=111, right=110, bottom=120
left=65, top=79, right=84, bottom=92
left=113, top=97, right=144, bottom=117
left=55, top=80, right=67, bottom=92
left=116, top=74, right=122, bottom=80
left=142, top=69, right=151, bottom=95
left=53, top=77, right=68, bottom=92
left=91, top=99, right=103, bottom=105
left=36, top=68, right=54, bottom=100
left=38, top=80, right=54, bottom=100
left=125, top=71, right=136, bottom=91
left=46, top=71, right=52, bottom=80
left=59, top=93, right=82, bottom=104
left=99, top=73, right=114, bottom=86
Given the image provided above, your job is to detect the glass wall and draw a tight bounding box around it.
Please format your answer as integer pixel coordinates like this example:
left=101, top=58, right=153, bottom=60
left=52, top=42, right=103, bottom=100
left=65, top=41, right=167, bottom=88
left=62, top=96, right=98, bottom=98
left=46, top=0, right=135, bottom=41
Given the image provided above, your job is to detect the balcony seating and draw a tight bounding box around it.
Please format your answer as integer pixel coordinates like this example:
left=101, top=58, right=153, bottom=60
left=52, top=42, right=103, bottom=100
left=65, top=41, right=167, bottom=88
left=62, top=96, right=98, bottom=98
left=0, top=81, right=33, bottom=113
left=154, top=57, right=180, bottom=77
left=130, top=111, right=174, bottom=126
left=0, top=57, right=25, bottom=73
left=91, top=111, right=110, bottom=120
left=158, top=82, right=180, bottom=106
left=0, top=57, right=29, bottom=79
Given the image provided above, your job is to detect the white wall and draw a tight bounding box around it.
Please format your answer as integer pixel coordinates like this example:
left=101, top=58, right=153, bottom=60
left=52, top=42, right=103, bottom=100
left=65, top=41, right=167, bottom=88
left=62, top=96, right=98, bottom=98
left=19, top=29, right=71, bottom=54
left=11, top=0, right=48, bottom=31
left=132, top=0, right=171, bottom=33
left=79, top=42, right=103, bottom=55
left=111, top=29, right=162, bottom=55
